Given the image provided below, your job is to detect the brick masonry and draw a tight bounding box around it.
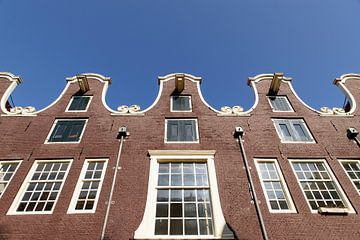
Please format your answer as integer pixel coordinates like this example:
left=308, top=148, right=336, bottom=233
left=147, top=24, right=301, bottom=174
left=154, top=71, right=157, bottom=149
left=0, top=73, right=359, bottom=239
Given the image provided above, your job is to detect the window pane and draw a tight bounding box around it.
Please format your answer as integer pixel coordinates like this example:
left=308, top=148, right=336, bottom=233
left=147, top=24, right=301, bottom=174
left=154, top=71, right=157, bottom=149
left=170, top=219, right=183, bottom=235
left=269, top=96, right=292, bottom=111
left=155, top=219, right=168, bottom=235
left=48, top=120, right=86, bottom=143
left=16, top=161, right=70, bottom=213
left=68, top=96, right=90, bottom=111
left=185, top=219, right=198, bottom=235
left=166, top=119, right=197, bottom=142
left=172, top=96, right=191, bottom=111
left=155, top=162, right=213, bottom=236
left=292, top=161, right=347, bottom=210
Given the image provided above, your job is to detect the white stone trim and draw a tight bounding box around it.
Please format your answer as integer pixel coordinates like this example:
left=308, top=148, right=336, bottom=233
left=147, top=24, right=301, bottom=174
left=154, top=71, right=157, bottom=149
left=134, top=151, right=226, bottom=239
left=289, top=159, right=355, bottom=214
left=254, top=158, right=296, bottom=213
left=67, top=158, right=108, bottom=214
left=7, top=159, right=73, bottom=215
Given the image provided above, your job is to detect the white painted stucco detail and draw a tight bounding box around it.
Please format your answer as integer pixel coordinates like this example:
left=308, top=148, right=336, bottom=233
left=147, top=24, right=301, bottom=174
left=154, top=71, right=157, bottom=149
left=134, top=150, right=226, bottom=239
left=333, top=74, right=360, bottom=115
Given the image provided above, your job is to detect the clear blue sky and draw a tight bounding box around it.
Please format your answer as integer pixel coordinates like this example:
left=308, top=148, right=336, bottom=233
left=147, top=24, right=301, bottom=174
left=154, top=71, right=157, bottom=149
left=1, top=1, right=359, bottom=111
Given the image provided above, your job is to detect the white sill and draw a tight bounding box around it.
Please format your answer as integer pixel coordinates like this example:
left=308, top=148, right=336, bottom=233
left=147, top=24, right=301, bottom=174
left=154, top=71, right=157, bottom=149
left=44, top=141, right=81, bottom=144
left=136, top=235, right=216, bottom=239
left=165, top=140, right=200, bottom=144
left=7, top=210, right=54, bottom=215
left=280, top=140, right=316, bottom=144
left=318, top=207, right=350, bottom=215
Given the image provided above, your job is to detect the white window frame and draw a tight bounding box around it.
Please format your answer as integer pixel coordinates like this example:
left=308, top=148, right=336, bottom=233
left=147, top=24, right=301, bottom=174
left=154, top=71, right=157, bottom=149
left=7, top=159, right=72, bottom=215
left=165, top=119, right=199, bottom=144
left=65, top=95, right=92, bottom=112
left=67, top=158, right=108, bottom=214
left=273, top=119, right=315, bottom=143
left=254, top=159, right=296, bottom=213
left=44, top=119, right=88, bottom=144
left=289, top=159, right=354, bottom=214
left=134, top=150, right=226, bottom=239
left=339, top=159, right=360, bottom=196
left=170, top=96, right=192, bottom=112
left=0, top=160, right=22, bottom=198
left=267, top=96, right=294, bottom=112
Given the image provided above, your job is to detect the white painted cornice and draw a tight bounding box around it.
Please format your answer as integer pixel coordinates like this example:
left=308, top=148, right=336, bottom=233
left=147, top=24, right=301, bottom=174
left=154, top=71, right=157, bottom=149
left=0, top=72, right=22, bottom=84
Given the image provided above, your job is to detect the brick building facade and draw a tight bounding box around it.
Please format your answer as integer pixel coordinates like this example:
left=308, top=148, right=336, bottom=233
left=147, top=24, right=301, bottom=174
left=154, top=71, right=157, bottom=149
left=0, top=72, right=360, bottom=239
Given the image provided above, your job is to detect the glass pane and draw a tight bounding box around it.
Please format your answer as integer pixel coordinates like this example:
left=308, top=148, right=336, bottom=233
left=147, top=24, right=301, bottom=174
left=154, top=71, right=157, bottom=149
left=279, top=124, right=291, bottom=138
left=199, top=219, right=213, bottom=235
left=156, top=203, right=168, bottom=217
left=158, top=175, right=169, bottom=186
left=184, top=190, right=196, bottom=201
left=184, top=203, right=197, bottom=217
left=171, top=190, right=182, bottom=201
left=184, top=174, right=195, bottom=186
left=171, top=175, right=182, bottom=186
left=170, top=203, right=182, bottom=217
left=170, top=219, right=183, bottom=235
left=157, top=190, right=169, bottom=202
left=185, top=219, right=198, bottom=235
left=155, top=219, right=168, bottom=235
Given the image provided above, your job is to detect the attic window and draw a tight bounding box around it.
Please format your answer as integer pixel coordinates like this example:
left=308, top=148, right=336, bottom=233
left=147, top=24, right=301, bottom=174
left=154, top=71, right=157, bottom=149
left=171, top=96, right=192, bottom=112
left=66, top=96, right=92, bottom=112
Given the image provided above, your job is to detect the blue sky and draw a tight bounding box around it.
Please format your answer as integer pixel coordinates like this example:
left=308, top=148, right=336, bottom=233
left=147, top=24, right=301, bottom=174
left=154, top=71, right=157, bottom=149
left=1, top=1, right=359, bottom=111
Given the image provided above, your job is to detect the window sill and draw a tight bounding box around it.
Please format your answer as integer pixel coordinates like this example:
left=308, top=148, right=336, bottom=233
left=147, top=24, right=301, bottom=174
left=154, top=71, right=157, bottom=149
left=318, top=207, right=349, bottom=215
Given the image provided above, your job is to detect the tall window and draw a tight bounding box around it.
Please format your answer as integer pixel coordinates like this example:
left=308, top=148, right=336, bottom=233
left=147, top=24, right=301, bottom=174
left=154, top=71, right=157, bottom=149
left=273, top=119, right=314, bottom=143
left=171, top=96, right=192, bottom=112
left=290, top=160, right=354, bottom=213
left=268, top=96, right=293, bottom=112
left=46, top=119, right=87, bottom=143
left=255, top=159, right=296, bottom=213
left=134, top=150, right=226, bottom=239
left=66, top=96, right=91, bottom=112
left=340, top=160, right=360, bottom=194
left=8, top=160, right=72, bottom=214
left=68, top=159, right=108, bottom=213
left=165, top=119, right=198, bottom=143
left=155, top=162, right=213, bottom=235
left=0, top=161, right=21, bottom=198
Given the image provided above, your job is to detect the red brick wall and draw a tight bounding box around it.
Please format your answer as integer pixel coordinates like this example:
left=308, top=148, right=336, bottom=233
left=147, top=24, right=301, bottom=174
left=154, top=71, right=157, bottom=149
left=0, top=74, right=359, bottom=239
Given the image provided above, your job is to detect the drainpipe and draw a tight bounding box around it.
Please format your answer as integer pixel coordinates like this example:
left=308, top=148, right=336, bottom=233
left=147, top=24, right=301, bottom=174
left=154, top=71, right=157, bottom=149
left=234, top=127, right=269, bottom=240
left=100, top=126, right=129, bottom=240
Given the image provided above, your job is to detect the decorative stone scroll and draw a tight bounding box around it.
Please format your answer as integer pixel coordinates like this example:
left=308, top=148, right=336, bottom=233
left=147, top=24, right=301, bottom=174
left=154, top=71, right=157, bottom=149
left=116, top=105, right=141, bottom=114
left=320, top=107, right=346, bottom=115
left=220, top=106, right=244, bottom=114
left=9, top=106, right=36, bottom=115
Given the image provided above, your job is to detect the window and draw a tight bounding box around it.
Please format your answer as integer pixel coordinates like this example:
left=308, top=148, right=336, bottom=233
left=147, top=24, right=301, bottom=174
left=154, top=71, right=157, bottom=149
left=165, top=119, right=199, bottom=143
left=8, top=160, right=72, bottom=215
left=66, top=96, right=91, bottom=112
left=255, top=159, right=296, bottom=213
left=68, top=159, right=108, bottom=213
left=171, top=96, right=192, bottom=112
left=290, top=160, right=354, bottom=213
left=340, top=160, right=360, bottom=194
left=46, top=119, right=87, bottom=143
left=273, top=119, right=314, bottom=143
left=0, top=161, right=21, bottom=198
left=134, top=150, right=226, bottom=239
left=268, top=96, right=293, bottom=112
